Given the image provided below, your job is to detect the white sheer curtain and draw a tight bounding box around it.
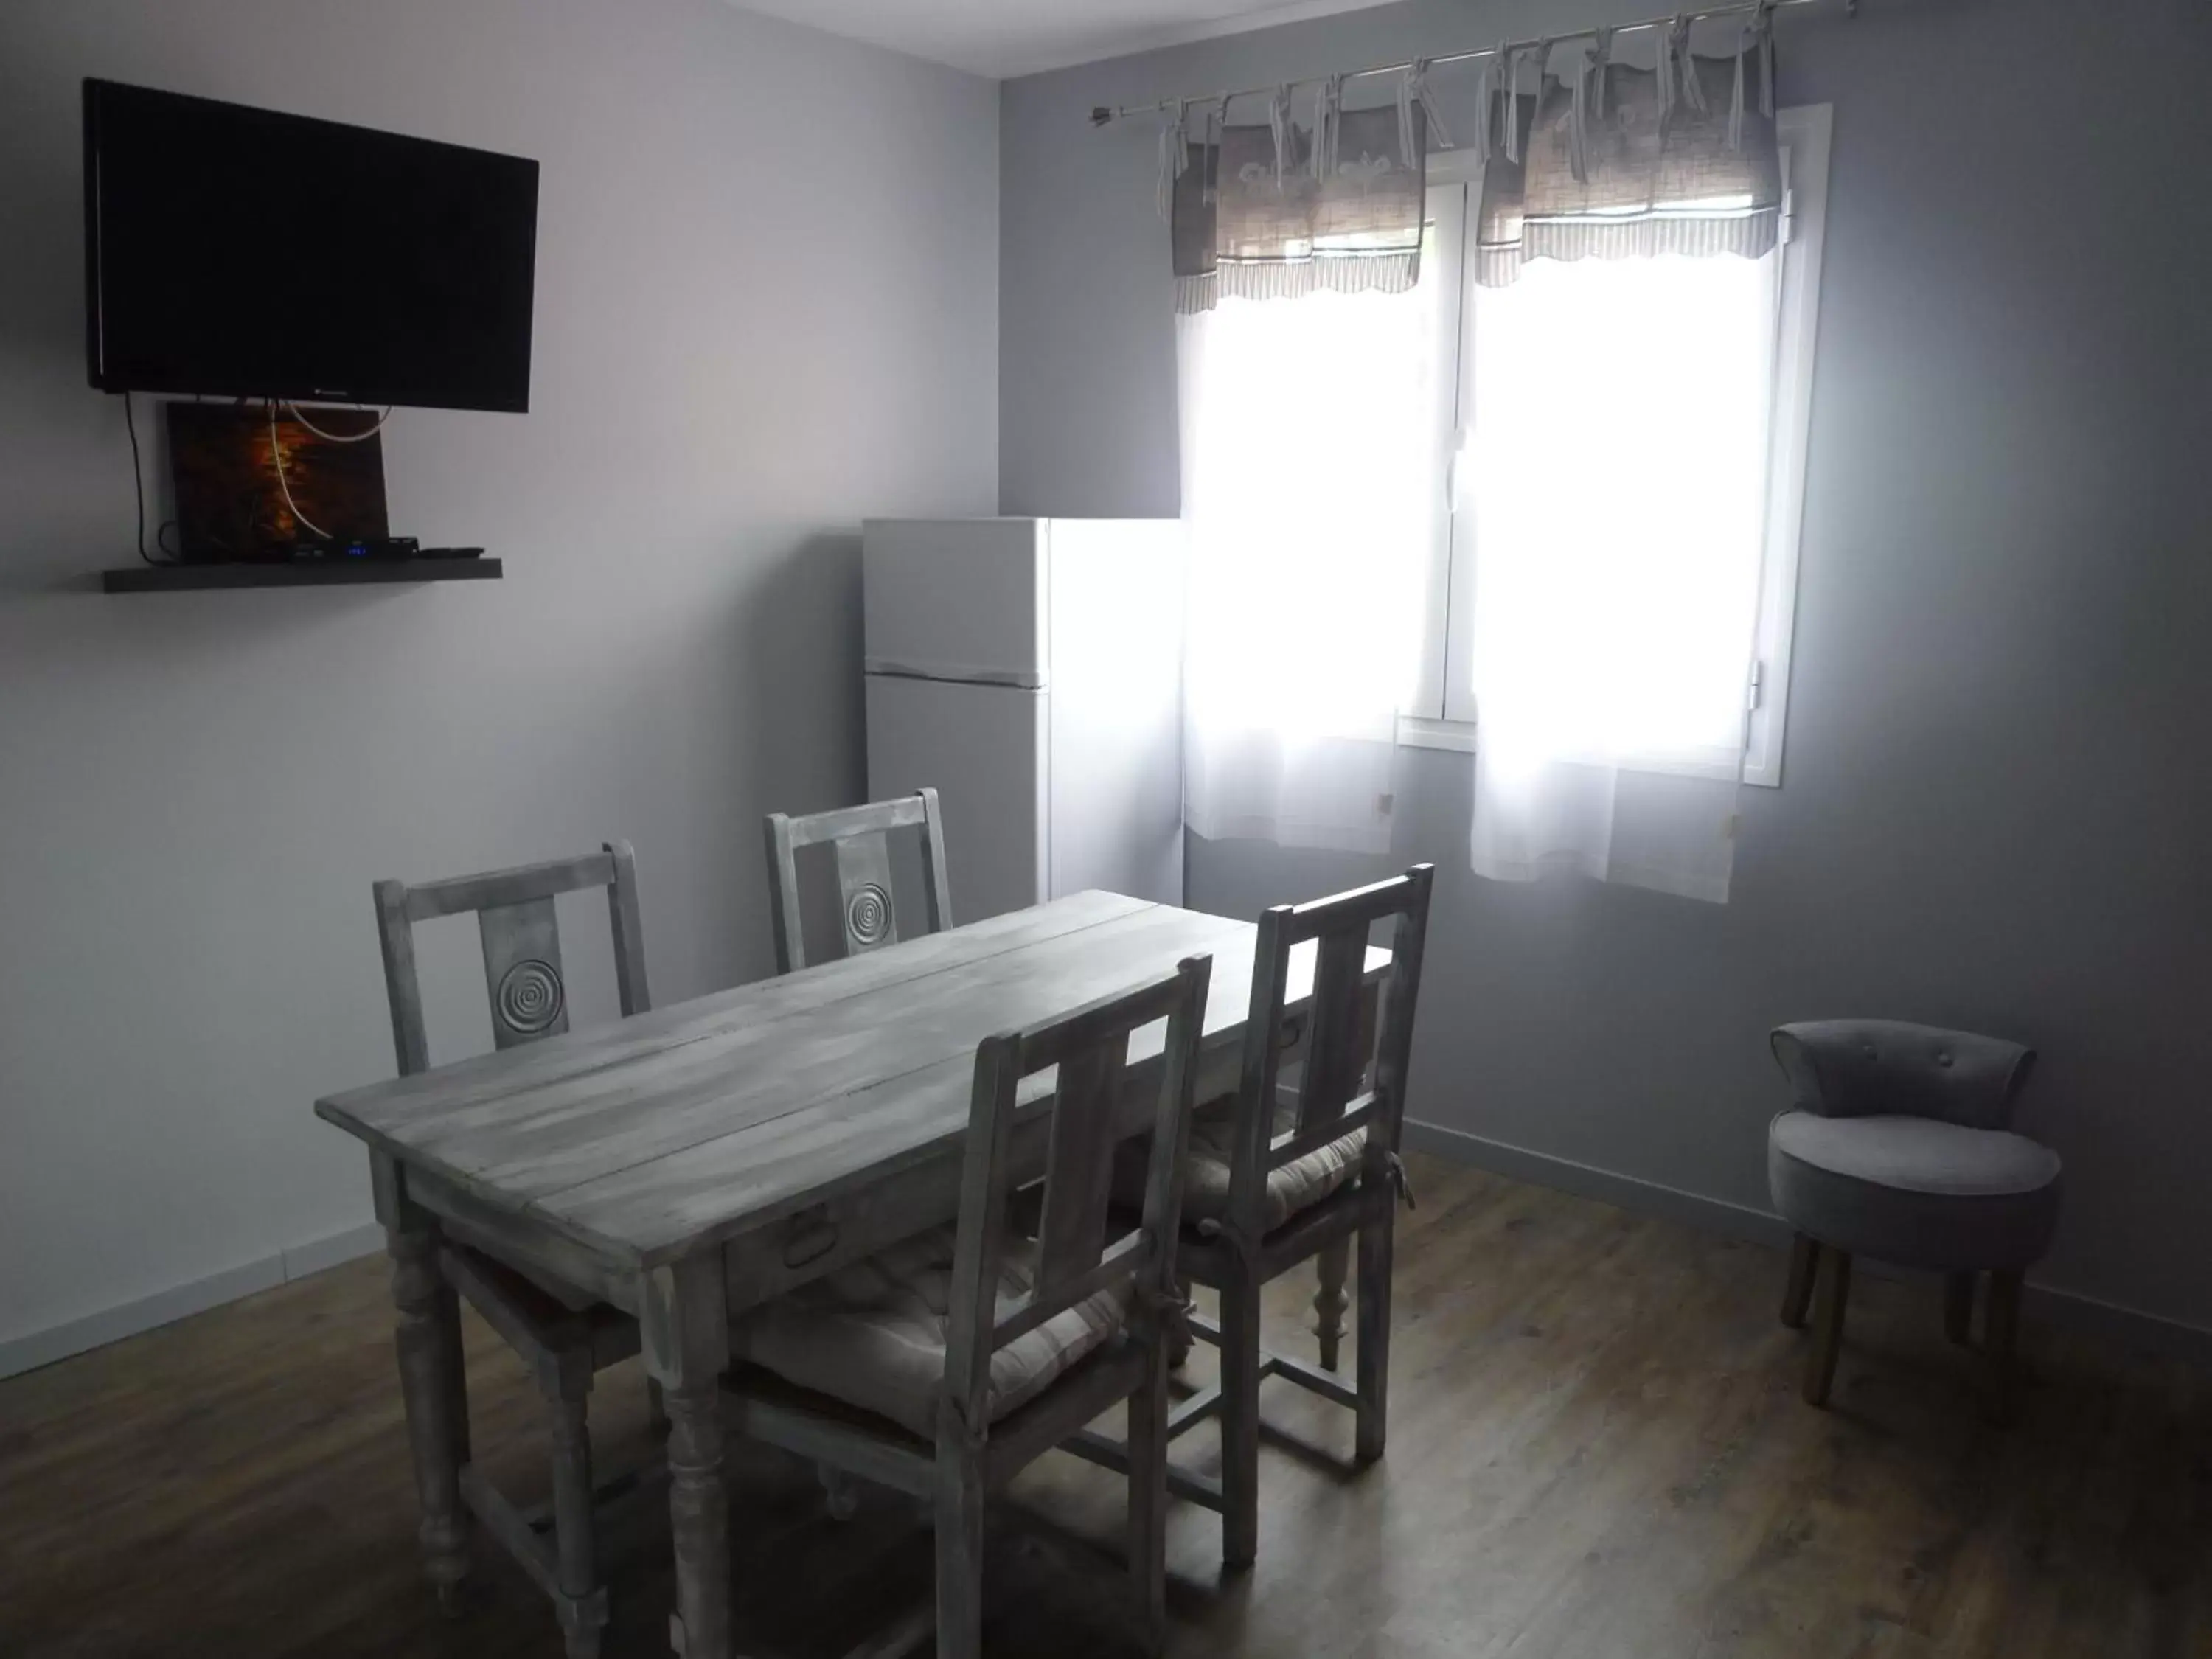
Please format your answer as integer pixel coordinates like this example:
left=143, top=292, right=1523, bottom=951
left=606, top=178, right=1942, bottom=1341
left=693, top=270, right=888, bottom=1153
left=1466, top=246, right=1778, bottom=901
left=1168, top=47, right=1782, bottom=893
left=1179, top=283, right=1440, bottom=852
left=1461, top=44, right=1785, bottom=903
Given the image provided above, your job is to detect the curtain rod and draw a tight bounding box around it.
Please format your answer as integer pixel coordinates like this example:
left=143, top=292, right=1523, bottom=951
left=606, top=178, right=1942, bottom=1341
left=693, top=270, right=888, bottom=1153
left=1088, top=0, right=1847, bottom=126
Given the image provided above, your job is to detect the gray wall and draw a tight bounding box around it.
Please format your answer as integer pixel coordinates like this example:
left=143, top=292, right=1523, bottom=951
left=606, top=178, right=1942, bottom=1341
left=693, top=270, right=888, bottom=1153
left=0, top=0, right=997, bottom=1367
left=1001, top=0, right=2212, bottom=1338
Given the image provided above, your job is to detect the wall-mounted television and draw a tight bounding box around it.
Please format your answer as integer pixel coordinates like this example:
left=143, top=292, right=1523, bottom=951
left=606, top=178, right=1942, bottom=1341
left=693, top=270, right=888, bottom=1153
left=83, top=80, right=540, bottom=414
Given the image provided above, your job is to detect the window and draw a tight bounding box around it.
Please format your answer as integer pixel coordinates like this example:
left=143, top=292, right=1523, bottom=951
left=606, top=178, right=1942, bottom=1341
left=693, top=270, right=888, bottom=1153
left=1180, top=245, right=1450, bottom=745
left=1384, top=104, right=1830, bottom=787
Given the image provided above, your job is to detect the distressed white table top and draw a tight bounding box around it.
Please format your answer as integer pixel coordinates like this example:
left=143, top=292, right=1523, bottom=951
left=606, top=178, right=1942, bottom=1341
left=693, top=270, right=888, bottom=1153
left=319, top=891, right=1378, bottom=1270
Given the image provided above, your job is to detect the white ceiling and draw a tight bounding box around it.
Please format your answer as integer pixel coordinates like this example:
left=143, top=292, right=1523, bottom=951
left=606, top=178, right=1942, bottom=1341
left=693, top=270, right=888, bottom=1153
left=730, top=0, right=1404, bottom=80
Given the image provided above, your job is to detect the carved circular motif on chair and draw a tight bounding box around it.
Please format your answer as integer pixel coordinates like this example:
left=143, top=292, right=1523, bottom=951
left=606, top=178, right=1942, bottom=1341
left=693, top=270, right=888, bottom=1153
left=496, top=959, right=565, bottom=1035
left=846, top=883, right=892, bottom=947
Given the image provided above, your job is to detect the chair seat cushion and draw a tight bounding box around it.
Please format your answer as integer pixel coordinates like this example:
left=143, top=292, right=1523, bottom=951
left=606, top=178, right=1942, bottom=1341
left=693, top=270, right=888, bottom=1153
left=1112, top=1093, right=1366, bottom=1235
left=728, top=1225, right=1129, bottom=1440
left=1767, top=1111, right=2062, bottom=1270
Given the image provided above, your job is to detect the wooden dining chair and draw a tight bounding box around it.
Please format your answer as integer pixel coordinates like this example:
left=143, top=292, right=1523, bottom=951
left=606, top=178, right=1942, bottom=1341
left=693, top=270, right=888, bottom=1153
left=763, top=789, right=951, bottom=972
left=723, top=954, right=1214, bottom=1659
left=1079, top=866, right=1433, bottom=1569
left=762, top=789, right=960, bottom=1523
left=372, top=841, right=653, bottom=1659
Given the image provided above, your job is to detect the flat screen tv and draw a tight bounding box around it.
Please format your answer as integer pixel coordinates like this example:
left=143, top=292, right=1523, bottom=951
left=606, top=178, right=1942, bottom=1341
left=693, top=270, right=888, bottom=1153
left=84, top=80, right=539, bottom=413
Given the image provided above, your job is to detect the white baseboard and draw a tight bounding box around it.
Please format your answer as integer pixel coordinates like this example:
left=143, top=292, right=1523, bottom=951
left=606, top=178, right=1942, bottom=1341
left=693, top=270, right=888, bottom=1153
left=279, top=1222, right=386, bottom=1282
left=12, top=1129, right=2208, bottom=1382
left=0, top=1220, right=386, bottom=1382
left=1402, top=1116, right=2212, bottom=1370
left=1401, top=1117, right=1794, bottom=1249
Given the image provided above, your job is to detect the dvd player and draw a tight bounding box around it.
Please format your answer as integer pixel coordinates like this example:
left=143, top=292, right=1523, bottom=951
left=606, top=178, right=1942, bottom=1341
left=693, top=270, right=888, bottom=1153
left=278, top=535, right=418, bottom=560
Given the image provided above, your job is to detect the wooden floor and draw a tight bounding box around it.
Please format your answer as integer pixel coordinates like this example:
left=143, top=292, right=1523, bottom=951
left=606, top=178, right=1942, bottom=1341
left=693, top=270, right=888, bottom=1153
left=4, top=1155, right=2206, bottom=1658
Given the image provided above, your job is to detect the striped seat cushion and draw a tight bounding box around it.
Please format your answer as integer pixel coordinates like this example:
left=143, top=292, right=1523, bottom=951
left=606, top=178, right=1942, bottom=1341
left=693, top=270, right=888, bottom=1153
left=1114, top=1093, right=1367, bottom=1235
left=730, top=1225, right=1130, bottom=1440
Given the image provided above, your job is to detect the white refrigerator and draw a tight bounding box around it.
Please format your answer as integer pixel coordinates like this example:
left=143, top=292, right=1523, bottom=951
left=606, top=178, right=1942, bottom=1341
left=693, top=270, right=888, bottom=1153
left=863, top=517, right=1184, bottom=923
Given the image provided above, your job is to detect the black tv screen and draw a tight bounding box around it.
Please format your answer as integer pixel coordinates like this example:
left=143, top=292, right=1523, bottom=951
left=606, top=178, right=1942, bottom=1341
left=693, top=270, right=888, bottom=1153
left=84, top=80, right=539, bottom=413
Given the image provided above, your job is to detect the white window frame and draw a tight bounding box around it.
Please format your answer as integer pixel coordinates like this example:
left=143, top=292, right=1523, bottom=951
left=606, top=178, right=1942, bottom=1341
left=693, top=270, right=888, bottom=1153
left=1397, top=103, right=1832, bottom=789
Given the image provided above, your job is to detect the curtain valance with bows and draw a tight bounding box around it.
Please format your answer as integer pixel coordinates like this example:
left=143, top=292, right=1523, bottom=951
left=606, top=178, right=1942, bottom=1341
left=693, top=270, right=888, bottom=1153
left=1170, top=102, right=1429, bottom=315
left=1477, top=48, right=1781, bottom=286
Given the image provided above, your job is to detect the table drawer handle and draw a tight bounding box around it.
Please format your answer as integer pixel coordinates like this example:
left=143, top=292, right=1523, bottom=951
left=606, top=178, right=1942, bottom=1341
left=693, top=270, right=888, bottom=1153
left=782, top=1208, right=840, bottom=1270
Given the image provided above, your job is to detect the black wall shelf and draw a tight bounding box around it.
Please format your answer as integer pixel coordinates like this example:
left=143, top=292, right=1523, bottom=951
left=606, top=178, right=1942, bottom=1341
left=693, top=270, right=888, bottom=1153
left=101, top=558, right=503, bottom=594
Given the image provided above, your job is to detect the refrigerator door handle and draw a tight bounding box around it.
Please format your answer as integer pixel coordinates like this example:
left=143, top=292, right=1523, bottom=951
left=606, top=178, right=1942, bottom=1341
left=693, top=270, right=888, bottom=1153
left=863, top=656, right=1045, bottom=691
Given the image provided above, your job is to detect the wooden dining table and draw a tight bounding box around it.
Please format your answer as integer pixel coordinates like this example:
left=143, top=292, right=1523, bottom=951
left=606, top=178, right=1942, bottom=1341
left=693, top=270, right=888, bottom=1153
left=317, top=888, right=1382, bottom=1659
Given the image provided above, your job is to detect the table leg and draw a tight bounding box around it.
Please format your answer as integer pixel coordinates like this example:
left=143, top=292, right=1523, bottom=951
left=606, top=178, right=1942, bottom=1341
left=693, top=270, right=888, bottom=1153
left=375, top=1156, right=470, bottom=1609
left=644, top=1256, right=732, bottom=1659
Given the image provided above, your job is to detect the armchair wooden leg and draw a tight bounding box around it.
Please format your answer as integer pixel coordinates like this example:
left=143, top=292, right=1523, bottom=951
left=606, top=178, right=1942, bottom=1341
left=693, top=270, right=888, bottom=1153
left=1313, top=1239, right=1350, bottom=1373
left=1944, top=1272, right=1978, bottom=1347
left=1780, top=1233, right=1820, bottom=1329
left=1218, top=1270, right=1263, bottom=1571
left=1983, top=1270, right=2023, bottom=1426
left=1804, top=1249, right=1851, bottom=1408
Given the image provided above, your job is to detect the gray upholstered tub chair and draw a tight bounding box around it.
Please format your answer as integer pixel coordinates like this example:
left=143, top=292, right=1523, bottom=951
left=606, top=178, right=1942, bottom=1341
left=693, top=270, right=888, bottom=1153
left=1767, top=1020, right=2059, bottom=1420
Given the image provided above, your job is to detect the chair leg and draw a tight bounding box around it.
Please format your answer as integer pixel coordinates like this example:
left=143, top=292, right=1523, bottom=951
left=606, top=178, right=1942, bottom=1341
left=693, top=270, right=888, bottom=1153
left=1780, top=1233, right=1820, bottom=1329
left=1354, top=1213, right=1393, bottom=1464
left=933, top=1444, right=987, bottom=1659
left=646, top=1377, right=669, bottom=1437
left=548, top=1372, right=607, bottom=1659
left=1944, top=1271, right=1978, bottom=1347
left=1984, top=1270, right=2023, bottom=1426
left=1217, top=1267, right=1263, bottom=1571
left=1125, top=1336, right=1170, bottom=1655
left=1166, top=1274, right=1194, bottom=1371
left=1804, top=1249, right=1851, bottom=1408
left=1312, top=1239, right=1350, bottom=1373
left=819, top=1462, right=861, bottom=1521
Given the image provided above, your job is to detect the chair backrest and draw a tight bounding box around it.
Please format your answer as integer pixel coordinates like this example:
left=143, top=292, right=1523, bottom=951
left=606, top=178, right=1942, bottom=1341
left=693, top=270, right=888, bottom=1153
left=942, top=954, right=1213, bottom=1436
left=762, top=789, right=951, bottom=973
left=1223, top=865, right=1435, bottom=1239
left=372, top=841, right=650, bottom=1076
left=1770, top=1019, right=2036, bottom=1130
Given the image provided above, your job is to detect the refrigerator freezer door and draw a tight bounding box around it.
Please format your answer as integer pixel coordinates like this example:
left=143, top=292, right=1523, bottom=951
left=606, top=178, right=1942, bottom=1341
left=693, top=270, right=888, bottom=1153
left=863, top=518, right=1048, bottom=688
left=865, top=673, right=1048, bottom=924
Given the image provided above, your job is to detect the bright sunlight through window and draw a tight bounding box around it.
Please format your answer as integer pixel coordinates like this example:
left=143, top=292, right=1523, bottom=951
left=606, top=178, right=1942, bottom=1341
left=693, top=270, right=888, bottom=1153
left=1463, top=248, right=1778, bottom=771
left=1182, top=276, right=1445, bottom=743
left=1181, top=109, right=1829, bottom=791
